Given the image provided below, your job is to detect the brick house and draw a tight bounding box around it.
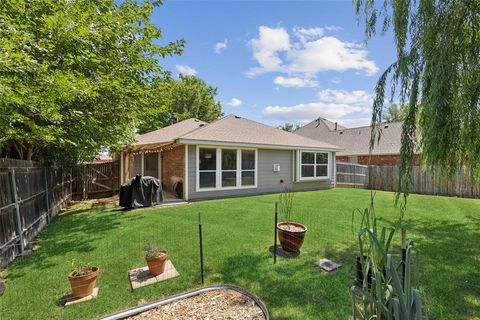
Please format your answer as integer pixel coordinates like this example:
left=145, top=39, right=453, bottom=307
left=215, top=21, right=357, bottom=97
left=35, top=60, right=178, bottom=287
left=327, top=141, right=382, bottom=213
left=121, top=115, right=342, bottom=202
left=295, top=118, right=411, bottom=166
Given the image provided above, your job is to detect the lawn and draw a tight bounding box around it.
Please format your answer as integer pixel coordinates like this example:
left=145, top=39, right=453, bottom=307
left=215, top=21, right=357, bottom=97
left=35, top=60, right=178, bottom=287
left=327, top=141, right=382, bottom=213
left=0, top=189, right=479, bottom=319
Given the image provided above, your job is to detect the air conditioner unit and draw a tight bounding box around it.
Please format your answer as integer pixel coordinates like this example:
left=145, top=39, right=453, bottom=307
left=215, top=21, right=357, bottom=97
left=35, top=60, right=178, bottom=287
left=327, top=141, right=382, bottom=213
left=273, top=164, right=281, bottom=172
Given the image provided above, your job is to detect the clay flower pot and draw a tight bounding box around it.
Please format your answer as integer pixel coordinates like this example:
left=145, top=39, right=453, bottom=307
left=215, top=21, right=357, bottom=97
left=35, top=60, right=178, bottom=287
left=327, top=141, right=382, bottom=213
left=277, top=222, right=307, bottom=252
left=68, top=266, right=99, bottom=298
left=146, top=250, right=168, bottom=276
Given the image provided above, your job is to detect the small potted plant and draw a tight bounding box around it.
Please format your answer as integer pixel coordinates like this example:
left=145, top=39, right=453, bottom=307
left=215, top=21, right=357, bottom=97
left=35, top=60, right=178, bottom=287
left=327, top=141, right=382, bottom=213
left=276, top=188, right=307, bottom=252
left=144, top=242, right=168, bottom=276
left=67, top=261, right=99, bottom=298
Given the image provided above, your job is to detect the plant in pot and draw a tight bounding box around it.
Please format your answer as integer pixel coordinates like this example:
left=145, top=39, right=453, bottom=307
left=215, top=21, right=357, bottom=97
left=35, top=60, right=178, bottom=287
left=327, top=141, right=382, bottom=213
left=144, top=242, right=168, bottom=276
left=67, top=261, right=99, bottom=298
left=352, top=192, right=395, bottom=287
left=276, top=188, right=307, bottom=253
left=351, top=236, right=422, bottom=319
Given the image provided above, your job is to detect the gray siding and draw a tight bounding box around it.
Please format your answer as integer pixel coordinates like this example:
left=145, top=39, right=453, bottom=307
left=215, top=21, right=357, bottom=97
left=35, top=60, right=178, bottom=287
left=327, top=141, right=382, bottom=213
left=187, top=145, right=334, bottom=201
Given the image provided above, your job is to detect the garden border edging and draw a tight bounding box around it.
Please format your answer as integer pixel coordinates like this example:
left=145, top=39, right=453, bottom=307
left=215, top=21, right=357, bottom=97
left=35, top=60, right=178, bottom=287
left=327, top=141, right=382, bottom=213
left=99, top=284, right=269, bottom=320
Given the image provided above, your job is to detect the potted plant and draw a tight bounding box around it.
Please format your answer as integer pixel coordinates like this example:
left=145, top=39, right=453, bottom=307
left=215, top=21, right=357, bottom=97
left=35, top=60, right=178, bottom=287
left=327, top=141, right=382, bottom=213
left=144, top=242, right=168, bottom=276
left=276, top=188, right=307, bottom=252
left=67, top=261, right=99, bottom=298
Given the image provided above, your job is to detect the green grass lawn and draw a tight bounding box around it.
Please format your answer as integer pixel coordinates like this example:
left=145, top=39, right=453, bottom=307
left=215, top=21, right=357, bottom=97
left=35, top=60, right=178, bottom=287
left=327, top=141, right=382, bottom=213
left=0, top=188, right=479, bottom=319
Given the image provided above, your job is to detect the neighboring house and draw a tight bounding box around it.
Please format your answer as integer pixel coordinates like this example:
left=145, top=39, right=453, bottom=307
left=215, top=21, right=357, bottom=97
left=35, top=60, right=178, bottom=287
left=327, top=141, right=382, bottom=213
left=121, top=115, right=342, bottom=201
left=295, top=118, right=405, bottom=165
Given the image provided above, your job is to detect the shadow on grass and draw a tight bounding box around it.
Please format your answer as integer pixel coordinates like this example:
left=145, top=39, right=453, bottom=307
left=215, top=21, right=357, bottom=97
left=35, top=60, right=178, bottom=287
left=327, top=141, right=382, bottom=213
left=5, top=203, right=146, bottom=280
left=214, top=243, right=358, bottom=319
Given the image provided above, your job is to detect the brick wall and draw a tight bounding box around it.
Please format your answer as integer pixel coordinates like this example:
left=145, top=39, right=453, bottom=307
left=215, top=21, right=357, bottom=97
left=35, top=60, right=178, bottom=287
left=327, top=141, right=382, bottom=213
left=161, top=145, right=185, bottom=195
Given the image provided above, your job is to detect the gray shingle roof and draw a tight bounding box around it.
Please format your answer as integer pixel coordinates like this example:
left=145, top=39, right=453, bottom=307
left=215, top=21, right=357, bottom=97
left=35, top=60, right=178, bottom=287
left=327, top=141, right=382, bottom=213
left=295, top=118, right=402, bottom=156
left=178, top=115, right=342, bottom=150
left=134, top=118, right=207, bottom=146
left=133, top=115, right=342, bottom=151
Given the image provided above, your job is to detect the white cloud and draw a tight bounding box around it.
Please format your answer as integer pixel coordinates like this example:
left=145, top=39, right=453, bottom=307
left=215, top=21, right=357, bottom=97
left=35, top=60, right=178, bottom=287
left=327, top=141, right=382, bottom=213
left=226, top=98, right=242, bottom=107
left=262, top=89, right=373, bottom=124
left=247, top=26, right=378, bottom=79
left=176, top=64, right=197, bottom=76
left=214, top=39, right=228, bottom=54
left=273, top=76, right=318, bottom=88
left=246, top=26, right=290, bottom=77
left=293, top=26, right=325, bottom=44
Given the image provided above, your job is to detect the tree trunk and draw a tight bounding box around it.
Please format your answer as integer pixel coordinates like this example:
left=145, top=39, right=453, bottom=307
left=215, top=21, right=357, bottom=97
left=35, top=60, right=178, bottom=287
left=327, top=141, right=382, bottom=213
left=26, top=144, right=33, bottom=161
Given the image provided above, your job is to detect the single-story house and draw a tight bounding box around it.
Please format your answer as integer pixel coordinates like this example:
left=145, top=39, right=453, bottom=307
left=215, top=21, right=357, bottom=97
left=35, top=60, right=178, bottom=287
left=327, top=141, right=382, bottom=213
left=295, top=117, right=408, bottom=165
left=120, top=115, right=342, bottom=201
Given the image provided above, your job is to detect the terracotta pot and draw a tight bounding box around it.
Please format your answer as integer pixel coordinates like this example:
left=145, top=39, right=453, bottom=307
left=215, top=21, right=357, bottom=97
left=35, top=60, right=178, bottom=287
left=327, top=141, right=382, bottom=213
left=68, top=266, right=99, bottom=298
left=146, top=251, right=168, bottom=276
left=277, top=222, right=307, bottom=252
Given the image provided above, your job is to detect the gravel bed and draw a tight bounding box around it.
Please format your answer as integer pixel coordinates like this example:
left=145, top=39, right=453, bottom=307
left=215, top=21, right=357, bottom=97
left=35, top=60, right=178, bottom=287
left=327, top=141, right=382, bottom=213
left=128, top=289, right=265, bottom=320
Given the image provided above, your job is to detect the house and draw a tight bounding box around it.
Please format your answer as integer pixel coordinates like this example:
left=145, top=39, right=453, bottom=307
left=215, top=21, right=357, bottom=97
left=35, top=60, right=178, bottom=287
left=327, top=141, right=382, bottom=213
left=295, top=117, right=404, bottom=165
left=120, top=115, right=342, bottom=201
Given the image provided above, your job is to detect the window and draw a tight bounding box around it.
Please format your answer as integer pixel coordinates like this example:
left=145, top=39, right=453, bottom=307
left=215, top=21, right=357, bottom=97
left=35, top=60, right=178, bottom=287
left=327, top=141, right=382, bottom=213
left=222, top=149, right=237, bottom=187
left=197, top=147, right=257, bottom=190
left=241, top=150, right=255, bottom=186
left=300, top=151, right=329, bottom=180
left=199, top=148, right=216, bottom=188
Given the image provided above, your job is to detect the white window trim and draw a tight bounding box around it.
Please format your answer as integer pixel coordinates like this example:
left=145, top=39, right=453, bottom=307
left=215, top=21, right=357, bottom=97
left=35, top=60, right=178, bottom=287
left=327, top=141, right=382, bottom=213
left=298, top=150, right=331, bottom=181
left=195, top=145, right=258, bottom=192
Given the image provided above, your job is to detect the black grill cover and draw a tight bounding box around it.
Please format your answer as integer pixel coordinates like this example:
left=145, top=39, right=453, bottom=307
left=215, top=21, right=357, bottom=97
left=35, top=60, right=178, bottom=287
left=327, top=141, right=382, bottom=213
left=119, top=175, right=163, bottom=208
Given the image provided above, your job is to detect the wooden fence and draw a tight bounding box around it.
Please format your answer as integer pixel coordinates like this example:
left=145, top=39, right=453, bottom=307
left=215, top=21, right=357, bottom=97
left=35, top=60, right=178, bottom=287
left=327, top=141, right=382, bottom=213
left=0, top=159, right=72, bottom=267
left=71, top=161, right=120, bottom=200
left=335, top=161, right=480, bottom=198
left=368, top=165, right=480, bottom=198
left=336, top=162, right=369, bottom=188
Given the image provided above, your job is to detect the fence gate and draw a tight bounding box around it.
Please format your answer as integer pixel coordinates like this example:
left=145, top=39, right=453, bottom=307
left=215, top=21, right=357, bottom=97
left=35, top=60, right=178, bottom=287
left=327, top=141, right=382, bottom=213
left=336, top=162, right=369, bottom=188
left=71, top=162, right=119, bottom=200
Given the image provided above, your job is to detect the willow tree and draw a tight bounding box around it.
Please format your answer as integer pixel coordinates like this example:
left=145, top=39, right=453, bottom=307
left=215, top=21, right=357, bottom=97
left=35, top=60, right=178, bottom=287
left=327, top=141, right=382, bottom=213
left=355, top=0, right=480, bottom=198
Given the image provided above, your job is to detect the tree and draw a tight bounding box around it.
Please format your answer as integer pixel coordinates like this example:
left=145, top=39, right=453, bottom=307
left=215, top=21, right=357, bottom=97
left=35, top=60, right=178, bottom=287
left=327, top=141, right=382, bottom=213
left=278, top=123, right=301, bottom=132
left=0, top=0, right=184, bottom=163
left=355, top=0, right=480, bottom=196
left=137, top=75, right=223, bottom=134
left=382, top=104, right=407, bottom=123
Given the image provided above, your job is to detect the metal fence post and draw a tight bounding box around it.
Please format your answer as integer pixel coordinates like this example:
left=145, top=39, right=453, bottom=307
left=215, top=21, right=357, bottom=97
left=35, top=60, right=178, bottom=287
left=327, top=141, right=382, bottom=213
left=44, top=167, right=50, bottom=223
left=9, top=169, right=25, bottom=255
left=198, top=212, right=204, bottom=285
left=273, top=202, right=278, bottom=264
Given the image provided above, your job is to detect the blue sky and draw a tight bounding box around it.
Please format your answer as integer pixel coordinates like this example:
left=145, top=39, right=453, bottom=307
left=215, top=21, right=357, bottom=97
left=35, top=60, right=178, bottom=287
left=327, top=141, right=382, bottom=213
left=153, top=0, right=396, bottom=128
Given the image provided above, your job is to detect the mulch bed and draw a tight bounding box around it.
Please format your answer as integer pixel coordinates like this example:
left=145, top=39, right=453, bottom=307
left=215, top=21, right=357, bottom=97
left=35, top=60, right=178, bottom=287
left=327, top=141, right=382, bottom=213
left=128, top=289, right=265, bottom=320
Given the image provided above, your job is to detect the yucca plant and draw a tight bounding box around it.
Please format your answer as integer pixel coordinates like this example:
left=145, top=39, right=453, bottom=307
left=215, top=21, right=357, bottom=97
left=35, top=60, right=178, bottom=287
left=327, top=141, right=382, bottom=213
left=353, top=192, right=395, bottom=284
left=352, top=230, right=423, bottom=320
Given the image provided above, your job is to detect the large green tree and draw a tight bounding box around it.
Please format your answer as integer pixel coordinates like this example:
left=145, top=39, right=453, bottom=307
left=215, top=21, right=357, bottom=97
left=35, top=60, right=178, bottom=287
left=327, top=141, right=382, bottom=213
left=138, top=75, right=223, bottom=134
left=382, top=103, right=407, bottom=123
left=278, top=123, right=301, bottom=132
left=0, top=0, right=184, bottom=163
left=355, top=0, right=480, bottom=195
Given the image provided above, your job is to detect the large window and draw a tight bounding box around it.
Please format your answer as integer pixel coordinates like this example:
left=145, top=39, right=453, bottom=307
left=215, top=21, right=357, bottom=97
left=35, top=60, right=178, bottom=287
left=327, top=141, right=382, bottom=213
left=300, top=151, right=329, bottom=180
left=197, top=147, right=257, bottom=191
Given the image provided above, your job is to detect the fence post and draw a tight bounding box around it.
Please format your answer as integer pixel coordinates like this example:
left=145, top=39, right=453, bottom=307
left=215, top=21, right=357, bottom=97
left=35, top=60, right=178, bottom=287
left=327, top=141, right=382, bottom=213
left=9, top=169, right=25, bottom=255
left=273, top=202, right=278, bottom=264
left=44, top=167, right=50, bottom=223
left=82, top=164, right=87, bottom=200
left=198, top=212, right=204, bottom=285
